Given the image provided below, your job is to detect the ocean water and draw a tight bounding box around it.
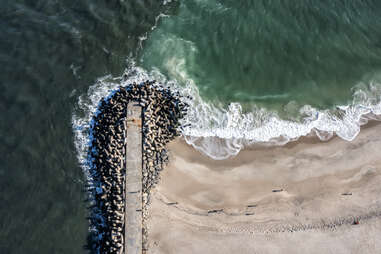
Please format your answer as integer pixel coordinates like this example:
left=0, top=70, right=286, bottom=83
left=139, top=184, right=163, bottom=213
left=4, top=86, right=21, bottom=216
left=138, top=0, right=381, bottom=158
left=74, top=0, right=381, bottom=161
left=142, top=0, right=381, bottom=109
left=0, top=1, right=173, bottom=253
left=3, top=0, right=381, bottom=252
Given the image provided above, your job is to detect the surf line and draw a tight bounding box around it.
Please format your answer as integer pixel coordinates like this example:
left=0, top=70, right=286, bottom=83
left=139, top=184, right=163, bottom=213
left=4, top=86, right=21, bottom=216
left=86, top=81, right=188, bottom=253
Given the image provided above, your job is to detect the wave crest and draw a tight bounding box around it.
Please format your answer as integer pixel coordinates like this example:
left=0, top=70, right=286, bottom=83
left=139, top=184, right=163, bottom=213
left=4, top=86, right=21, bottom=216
left=73, top=63, right=381, bottom=162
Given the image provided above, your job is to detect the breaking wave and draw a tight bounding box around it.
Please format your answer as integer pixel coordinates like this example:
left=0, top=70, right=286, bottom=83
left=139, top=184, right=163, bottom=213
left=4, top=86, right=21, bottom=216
left=73, top=61, right=381, bottom=162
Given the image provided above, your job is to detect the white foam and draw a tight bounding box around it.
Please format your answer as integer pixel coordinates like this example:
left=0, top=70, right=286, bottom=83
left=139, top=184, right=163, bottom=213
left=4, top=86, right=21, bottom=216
left=73, top=62, right=381, bottom=166
left=180, top=80, right=381, bottom=159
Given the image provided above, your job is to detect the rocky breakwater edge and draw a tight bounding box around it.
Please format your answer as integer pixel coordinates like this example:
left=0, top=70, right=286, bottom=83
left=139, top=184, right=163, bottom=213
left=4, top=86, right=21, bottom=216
left=85, top=80, right=188, bottom=253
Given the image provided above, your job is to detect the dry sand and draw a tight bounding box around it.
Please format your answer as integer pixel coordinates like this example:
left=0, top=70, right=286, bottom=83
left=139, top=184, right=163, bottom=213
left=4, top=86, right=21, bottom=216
left=147, top=123, right=381, bottom=254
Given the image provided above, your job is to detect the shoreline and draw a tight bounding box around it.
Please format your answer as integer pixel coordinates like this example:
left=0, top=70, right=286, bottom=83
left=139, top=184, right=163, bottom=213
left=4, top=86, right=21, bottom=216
left=147, top=121, right=381, bottom=254
left=183, top=116, right=381, bottom=161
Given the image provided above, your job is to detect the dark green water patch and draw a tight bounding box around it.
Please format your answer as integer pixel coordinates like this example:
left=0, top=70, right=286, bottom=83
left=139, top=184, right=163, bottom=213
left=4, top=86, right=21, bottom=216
left=0, top=0, right=177, bottom=252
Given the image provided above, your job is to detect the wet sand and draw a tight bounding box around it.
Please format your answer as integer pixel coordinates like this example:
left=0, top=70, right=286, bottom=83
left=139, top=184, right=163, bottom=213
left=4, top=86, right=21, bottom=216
left=147, top=123, right=381, bottom=254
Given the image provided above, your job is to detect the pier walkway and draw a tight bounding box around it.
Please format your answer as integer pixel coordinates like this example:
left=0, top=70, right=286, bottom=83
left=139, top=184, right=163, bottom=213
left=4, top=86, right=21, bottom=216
left=125, top=104, right=142, bottom=254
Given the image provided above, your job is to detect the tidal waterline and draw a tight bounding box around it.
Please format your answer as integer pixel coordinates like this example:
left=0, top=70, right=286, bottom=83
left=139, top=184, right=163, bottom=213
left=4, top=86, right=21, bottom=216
left=141, top=0, right=381, bottom=115
left=0, top=1, right=176, bottom=253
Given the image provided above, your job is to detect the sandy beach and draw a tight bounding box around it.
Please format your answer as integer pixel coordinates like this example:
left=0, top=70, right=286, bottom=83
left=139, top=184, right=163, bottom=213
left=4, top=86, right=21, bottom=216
left=146, top=123, right=381, bottom=254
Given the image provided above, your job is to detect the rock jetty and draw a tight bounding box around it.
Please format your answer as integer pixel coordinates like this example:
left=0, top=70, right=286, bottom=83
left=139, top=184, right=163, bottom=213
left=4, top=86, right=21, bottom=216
left=86, top=80, right=188, bottom=253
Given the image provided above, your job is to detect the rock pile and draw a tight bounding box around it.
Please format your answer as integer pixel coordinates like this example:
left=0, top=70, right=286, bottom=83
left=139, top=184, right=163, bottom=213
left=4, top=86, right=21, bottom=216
left=86, top=81, right=188, bottom=253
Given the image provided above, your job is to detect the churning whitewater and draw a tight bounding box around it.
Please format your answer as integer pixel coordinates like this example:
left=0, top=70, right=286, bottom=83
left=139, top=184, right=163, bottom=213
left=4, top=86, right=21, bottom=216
left=73, top=62, right=381, bottom=162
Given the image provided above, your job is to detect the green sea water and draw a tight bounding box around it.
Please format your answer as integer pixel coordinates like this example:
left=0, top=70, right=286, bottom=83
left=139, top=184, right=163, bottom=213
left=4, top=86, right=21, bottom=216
left=141, top=0, right=381, bottom=115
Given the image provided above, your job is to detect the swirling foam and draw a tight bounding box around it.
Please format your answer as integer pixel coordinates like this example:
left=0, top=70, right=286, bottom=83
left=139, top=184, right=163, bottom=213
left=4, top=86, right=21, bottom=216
left=180, top=77, right=381, bottom=159
left=73, top=63, right=381, bottom=164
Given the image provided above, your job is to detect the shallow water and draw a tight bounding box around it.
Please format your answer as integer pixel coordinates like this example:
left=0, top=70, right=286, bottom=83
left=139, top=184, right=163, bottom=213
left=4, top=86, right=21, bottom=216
left=141, top=0, right=381, bottom=113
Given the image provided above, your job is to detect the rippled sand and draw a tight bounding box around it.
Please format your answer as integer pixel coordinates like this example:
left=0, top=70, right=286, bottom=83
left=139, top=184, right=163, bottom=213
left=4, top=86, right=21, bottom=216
left=146, top=123, right=381, bottom=254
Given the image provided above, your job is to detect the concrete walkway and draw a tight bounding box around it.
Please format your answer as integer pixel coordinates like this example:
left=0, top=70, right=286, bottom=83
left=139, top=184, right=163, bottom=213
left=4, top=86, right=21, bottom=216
left=125, top=104, right=142, bottom=254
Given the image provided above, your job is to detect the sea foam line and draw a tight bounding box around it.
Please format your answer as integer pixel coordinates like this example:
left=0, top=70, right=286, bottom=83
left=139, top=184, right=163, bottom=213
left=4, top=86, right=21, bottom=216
left=73, top=63, right=381, bottom=165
